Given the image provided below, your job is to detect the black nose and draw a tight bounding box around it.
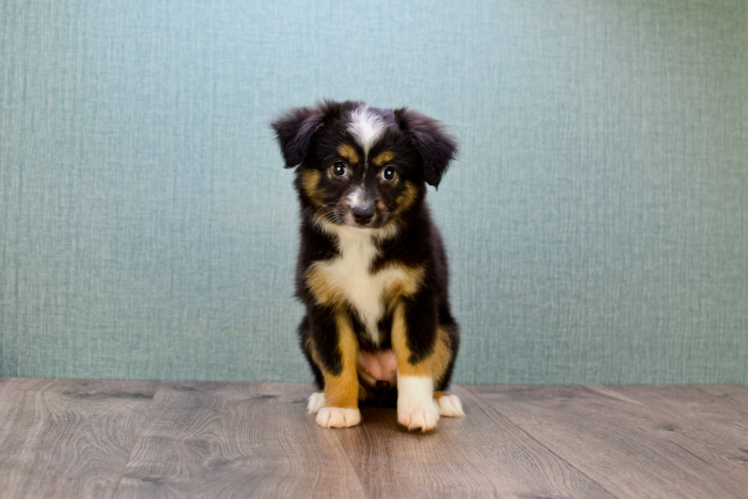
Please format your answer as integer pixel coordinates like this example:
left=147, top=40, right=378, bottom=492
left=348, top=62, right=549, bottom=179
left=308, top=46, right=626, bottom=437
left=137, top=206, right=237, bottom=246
left=352, top=205, right=374, bottom=225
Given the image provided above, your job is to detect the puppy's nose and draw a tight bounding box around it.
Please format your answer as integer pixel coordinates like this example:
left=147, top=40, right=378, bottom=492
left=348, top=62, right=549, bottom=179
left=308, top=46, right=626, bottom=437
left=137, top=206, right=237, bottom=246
left=352, top=205, right=374, bottom=225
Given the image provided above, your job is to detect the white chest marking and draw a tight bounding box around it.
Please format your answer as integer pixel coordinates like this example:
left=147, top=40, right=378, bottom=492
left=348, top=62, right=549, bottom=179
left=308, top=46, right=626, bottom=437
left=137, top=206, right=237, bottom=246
left=313, top=226, right=406, bottom=345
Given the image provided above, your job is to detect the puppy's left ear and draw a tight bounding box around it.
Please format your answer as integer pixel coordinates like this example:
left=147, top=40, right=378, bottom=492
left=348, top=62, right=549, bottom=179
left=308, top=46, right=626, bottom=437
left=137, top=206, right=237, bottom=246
left=394, top=108, right=458, bottom=188
left=271, top=101, right=339, bottom=168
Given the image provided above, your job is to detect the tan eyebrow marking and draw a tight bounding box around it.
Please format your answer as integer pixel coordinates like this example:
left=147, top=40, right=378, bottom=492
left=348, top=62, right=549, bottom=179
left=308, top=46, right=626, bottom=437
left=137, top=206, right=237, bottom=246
left=301, top=169, right=324, bottom=207
left=373, top=151, right=394, bottom=167
left=337, top=144, right=359, bottom=164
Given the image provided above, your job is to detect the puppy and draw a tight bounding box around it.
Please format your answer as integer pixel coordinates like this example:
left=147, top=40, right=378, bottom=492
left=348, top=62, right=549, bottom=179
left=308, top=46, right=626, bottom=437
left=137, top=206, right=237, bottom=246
left=271, top=100, right=463, bottom=431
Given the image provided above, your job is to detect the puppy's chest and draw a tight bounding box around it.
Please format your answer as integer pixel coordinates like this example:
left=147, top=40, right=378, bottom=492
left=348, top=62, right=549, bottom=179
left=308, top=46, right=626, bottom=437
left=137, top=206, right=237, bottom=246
left=311, top=233, right=413, bottom=344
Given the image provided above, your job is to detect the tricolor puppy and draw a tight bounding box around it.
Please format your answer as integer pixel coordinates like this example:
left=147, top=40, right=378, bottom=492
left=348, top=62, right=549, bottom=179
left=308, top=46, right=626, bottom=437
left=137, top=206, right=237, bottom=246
left=271, top=100, right=463, bottom=432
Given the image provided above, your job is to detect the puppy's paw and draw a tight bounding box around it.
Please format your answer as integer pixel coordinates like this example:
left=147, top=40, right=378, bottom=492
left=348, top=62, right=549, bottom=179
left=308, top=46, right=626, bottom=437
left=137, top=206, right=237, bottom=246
left=435, top=394, right=464, bottom=417
left=306, top=391, right=326, bottom=414
left=398, top=401, right=440, bottom=432
left=316, top=407, right=361, bottom=428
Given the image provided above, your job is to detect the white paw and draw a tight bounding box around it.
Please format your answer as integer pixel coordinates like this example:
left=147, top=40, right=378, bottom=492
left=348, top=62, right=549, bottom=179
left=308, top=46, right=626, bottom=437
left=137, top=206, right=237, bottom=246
left=306, top=392, right=326, bottom=414
left=316, top=407, right=361, bottom=428
left=397, top=375, right=440, bottom=431
left=398, top=400, right=440, bottom=431
left=435, top=394, right=464, bottom=417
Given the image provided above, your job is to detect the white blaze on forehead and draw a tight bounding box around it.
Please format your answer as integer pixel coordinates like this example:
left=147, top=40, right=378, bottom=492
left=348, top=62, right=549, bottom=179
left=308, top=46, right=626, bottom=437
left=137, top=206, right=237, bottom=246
left=347, top=105, right=387, bottom=156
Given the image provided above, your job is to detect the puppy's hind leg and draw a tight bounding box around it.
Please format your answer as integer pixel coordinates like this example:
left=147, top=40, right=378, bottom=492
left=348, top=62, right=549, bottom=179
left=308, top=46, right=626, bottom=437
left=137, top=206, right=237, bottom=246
left=431, top=324, right=464, bottom=418
left=299, top=315, right=330, bottom=415
left=433, top=391, right=465, bottom=417
left=306, top=391, right=326, bottom=414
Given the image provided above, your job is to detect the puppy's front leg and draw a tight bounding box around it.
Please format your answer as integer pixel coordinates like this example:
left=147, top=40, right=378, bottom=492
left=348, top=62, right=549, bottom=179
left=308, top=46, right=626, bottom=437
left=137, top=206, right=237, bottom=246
left=392, top=298, right=440, bottom=432
left=311, top=307, right=361, bottom=428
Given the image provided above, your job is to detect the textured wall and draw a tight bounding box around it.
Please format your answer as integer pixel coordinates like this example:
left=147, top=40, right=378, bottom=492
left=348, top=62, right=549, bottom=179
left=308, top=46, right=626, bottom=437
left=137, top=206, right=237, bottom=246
left=1, top=0, right=746, bottom=384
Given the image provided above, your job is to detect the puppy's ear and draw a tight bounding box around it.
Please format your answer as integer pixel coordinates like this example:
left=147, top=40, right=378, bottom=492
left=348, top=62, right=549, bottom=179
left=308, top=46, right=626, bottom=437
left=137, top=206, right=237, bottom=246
left=271, top=101, right=340, bottom=168
left=394, top=108, right=458, bottom=188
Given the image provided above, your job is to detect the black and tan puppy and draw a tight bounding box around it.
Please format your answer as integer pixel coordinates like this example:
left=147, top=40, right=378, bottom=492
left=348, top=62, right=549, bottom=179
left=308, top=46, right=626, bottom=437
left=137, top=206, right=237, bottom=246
left=271, top=100, right=463, bottom=431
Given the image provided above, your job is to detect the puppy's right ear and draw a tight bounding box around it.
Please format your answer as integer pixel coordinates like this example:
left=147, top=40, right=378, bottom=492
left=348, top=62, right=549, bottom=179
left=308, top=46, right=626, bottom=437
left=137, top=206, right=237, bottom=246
left=271, top=101, right=338, bottom=168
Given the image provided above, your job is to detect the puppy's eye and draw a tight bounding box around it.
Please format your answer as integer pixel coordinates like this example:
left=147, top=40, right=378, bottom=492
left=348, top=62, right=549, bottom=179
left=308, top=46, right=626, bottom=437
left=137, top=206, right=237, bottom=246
left=381, top=166, right=396, bottom=181
left=333, top=162, right=347, bottom=177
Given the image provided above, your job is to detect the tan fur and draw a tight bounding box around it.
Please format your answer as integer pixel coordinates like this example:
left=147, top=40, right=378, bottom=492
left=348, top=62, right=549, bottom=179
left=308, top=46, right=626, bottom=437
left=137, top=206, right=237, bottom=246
left=391, top=302, right=431, bottom=377
left=306, top=259, right=423, bottom=308
left=304, top=335, right=316, bottom=360
left=372, top=151, right=394, bottom=166
left=301, top=169, right=323, bottom=207
left=320, top=311, right=359, bottom=409
left=431, top=326, right=454, bottom=384
left=383, top=264, right=424, bottom=306
left=303, top=218, right=449, bottom=408
left=392, top=303, right=453, bottom=382
left=392, top=181, right=418, bottom=218
left=337, top=144, right=359, bottom=164
left=305, top=265, right=340, bottom=306
left=306, top=224, right=410, bottom=345
left=306, top=337, right=324, bottom=369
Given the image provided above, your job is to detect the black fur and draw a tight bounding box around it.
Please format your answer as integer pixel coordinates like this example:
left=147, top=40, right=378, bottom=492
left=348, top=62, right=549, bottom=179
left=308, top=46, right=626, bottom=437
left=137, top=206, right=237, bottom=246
left=394, top=107, right=458, bottom=189
left=271, top=100, right=341, bottom=168
left=271, top=100, right=460, bottom=398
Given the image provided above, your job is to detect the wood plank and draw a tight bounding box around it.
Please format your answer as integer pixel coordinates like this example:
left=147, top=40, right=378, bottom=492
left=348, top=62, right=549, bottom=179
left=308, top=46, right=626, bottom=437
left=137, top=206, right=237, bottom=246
left=0, top=377, right=59, bottom=392
left=469, top=385, right=748, bottom=498
left=610, top=385, right=748, bottom=460
left=0, top=378, right=158, bottom=499
left=696, top=384, right=748, bottom=414
left=114, top=382, right=366, bottom=499
left=336, top=386, right=613, bottom=498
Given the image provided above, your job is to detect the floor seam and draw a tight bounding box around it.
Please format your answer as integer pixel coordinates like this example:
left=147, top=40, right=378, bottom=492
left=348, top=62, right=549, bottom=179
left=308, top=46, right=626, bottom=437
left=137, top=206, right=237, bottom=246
left=110, top=385, right=159, bottom=499
left=334, top=424, right=370, bottom=499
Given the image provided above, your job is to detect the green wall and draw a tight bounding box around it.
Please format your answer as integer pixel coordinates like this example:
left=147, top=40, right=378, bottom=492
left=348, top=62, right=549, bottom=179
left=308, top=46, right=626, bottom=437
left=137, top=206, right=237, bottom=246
left=1, top=0, right=746, bottom=384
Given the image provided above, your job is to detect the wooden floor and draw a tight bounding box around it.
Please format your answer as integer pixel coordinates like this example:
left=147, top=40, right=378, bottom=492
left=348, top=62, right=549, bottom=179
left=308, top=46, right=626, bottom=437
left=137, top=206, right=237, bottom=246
left=0, top=379, right=747, bottom=498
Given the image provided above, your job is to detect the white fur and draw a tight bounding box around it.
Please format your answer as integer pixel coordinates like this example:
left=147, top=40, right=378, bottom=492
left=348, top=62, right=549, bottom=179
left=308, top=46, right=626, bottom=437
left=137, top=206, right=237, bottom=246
left=397, top=375, right=440, bottom=431
left=316, top=407, right=361, bottom=428
left=347, top=105, right=387, bottom=158
left=435, top=394, right=464, bottom=417
left=310, top=222, right=402, bottom=345
left=346, top=187, right=364, bottom=208
left=307, top=391, right=326, bottom=414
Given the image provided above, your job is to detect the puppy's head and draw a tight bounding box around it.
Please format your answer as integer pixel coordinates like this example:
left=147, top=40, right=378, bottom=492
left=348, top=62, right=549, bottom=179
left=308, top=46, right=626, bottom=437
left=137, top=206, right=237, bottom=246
left=271, top=100, right=457, bottom=230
